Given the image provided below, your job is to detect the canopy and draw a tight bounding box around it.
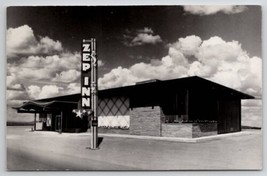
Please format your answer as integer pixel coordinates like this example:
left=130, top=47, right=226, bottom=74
left=13, top=100, right=78, bottom=113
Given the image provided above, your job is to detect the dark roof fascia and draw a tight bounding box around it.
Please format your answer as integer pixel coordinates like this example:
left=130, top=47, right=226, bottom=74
left=13, top=100, right=78, bottom=110
left=31, top=76, right=255, bottom=102
left=194, top=76, right=254, bottom=99
left=36, top=94, right=81, bottom=102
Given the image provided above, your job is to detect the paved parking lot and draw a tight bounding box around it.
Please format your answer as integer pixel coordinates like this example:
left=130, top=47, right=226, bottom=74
left=6, top=126, right=262, bottom=170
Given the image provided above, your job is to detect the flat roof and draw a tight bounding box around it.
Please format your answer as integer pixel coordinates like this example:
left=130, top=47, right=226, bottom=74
left=34, top=76, right=254, bottom=102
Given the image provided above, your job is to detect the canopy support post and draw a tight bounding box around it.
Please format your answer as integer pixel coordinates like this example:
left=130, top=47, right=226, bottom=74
left=34, top=113, right=36, bottom=131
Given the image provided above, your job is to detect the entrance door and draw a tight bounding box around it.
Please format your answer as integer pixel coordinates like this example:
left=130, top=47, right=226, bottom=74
left=55, top=115, right=62, bottom=132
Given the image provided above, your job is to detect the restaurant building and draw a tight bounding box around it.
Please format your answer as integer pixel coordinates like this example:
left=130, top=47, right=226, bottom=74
left=14, top=76, right=254, bottom=138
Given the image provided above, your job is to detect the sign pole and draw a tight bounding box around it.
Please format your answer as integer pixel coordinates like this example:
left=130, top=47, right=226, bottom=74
left=90, top=38, right=98, bottom=149
left=77, top=38, right=98, bottom=150
left=73, top=38, right=98, bottom=149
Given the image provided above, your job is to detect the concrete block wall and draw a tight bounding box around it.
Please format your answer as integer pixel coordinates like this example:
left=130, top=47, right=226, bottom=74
left=162, top=123, right=217, bottom=138
left=192, top=123, right=217, bottom=138
left=130, top=106, right=161, bottom=136
left=162, top=123, right=192, bottom=138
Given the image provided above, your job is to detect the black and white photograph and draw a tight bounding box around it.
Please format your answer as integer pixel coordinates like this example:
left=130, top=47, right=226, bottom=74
left=6, top=5, right=262, bottom=170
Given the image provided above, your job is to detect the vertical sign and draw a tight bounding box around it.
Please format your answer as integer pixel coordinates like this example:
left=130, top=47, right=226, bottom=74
left=81, top=39, right=92, bottom=109
left=81, top=38, right=98, bottom=149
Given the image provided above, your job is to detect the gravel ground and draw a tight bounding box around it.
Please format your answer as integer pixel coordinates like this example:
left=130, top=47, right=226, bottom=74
left=6, top=126, right=262, bottom=171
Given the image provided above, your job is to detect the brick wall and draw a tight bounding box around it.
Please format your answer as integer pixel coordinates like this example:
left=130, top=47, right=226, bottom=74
left=192, top=123, right=217, bottom=138
left=162, top=123, right=193, bottom=138
left=130, top=106, right=161, bottom=136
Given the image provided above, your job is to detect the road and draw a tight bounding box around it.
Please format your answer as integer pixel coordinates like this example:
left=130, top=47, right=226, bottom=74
left=6, top=126, right=262, bottom=170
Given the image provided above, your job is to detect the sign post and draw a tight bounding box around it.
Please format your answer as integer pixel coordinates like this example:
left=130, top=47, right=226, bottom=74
left=74, top=38, right=98, bottom=149
left=89, top=38, right=98, bottom=150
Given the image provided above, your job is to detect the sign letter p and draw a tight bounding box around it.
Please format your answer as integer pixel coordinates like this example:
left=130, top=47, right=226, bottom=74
left=82, top=63, right=90, bottom=71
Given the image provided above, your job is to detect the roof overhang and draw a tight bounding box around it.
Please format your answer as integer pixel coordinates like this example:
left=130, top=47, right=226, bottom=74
left=13, top=100, right=78, bottom=113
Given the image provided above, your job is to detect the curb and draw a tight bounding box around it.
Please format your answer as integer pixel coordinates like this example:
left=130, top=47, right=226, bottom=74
left=30, top=129, right=261, bottom=143
left=94, top=130, right=261, bottom=143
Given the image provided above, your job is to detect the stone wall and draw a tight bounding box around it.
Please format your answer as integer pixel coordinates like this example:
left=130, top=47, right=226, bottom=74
left=162, top=123, right=193, bottom=138
left=130, top=106, right=161, bottom=136
left=192, top=123, right=218, bottom=138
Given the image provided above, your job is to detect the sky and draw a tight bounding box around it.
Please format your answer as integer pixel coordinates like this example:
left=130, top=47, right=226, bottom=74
left=6, top=5, right=262, bottom=124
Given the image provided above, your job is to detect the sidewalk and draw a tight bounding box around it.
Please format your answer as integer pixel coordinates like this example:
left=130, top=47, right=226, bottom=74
left=98, top=129, right=261, bottom=143
left=32, top=128, right=262, bottom=143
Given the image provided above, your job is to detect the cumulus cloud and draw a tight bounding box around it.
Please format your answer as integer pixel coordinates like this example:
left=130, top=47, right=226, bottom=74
left=6, top=73, right=29, bottom=106
left=184, top=5, right=247, bottom=15
left=99, top=35, right=262, bottom=98
left=8, top=52, right=81, bottom=83
left=6, top=90, right=27, bottom=100
left=7, top=25, right=63, bottom=57
left=6, top=73, right=24, bottom=90
left=123, top=27, right=162, bottom=46
left=7, top=51, right=80, bottom=104
left=52, top=69, right=80, bottom=83
left=137, top=27, right=154, bottom=34
left=99, top=66, right=140, bottom=89
left=65, top=83, right=81, bottom=94
left=131, top=33, right=162, bottom=46
left=38, top=85, right=63, bottom=99
left=25, top=83, right=82, bottom=100
left=6, top=24, right=261, bottom=113
left=6, top=89, right=29, bottom=106
left=6, top=25, right=81, bottom=106
left=27, top=85, right=41, bottom=99
left=170, top=35, right=202, bottom=58
left=27, top=85, right=63, bottom=99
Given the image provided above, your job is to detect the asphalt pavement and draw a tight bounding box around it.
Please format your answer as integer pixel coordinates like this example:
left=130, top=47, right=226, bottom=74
left=6, top=126, right=262, bottom=170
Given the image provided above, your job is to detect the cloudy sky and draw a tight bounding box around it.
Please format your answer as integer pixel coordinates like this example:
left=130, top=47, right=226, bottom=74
left=6, top=6, right=262, bottom=124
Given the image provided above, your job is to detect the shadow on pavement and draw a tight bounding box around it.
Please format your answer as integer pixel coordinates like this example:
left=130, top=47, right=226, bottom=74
left=98, top=137, right=104, bottom=146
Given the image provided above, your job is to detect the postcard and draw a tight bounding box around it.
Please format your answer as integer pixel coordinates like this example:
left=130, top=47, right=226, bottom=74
left=6, top=5, right=262, bottom=170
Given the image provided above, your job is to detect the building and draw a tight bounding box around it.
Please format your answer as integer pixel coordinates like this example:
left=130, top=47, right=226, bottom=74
left=14, top=76, right=254, bottom=138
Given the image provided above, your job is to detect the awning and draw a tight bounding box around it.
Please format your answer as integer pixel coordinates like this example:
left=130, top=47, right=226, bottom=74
left=13, top=100, right=78, bottom=113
